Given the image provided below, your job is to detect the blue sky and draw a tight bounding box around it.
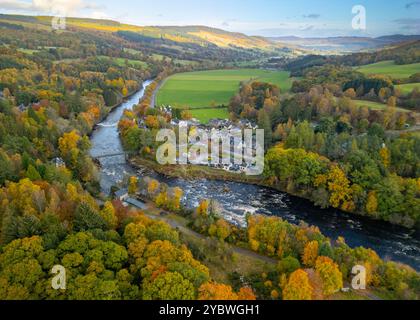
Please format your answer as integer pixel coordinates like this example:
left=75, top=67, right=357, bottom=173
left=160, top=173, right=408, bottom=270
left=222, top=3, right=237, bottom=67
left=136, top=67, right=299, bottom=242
left=0, top=0, right=419, bottom=37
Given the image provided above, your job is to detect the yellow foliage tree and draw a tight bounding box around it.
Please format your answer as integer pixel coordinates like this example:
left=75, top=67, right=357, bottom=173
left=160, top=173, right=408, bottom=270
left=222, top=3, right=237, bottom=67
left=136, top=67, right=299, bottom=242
left=366, top=191, right=378, bottom=216
left=128, top=176, right=138, bottom=195
left=326, top=166, right=353, bottom=210
left=302, top=241, right=319, bottom=267
left=147, top=179, right=160, bottom=197
left=100, top=201, right=118, bottom=229
left=379, top=146, right=390, bottom=168
left=315, top=256, right=343, bottom=296
left=282, top=269, right=313, bottom=300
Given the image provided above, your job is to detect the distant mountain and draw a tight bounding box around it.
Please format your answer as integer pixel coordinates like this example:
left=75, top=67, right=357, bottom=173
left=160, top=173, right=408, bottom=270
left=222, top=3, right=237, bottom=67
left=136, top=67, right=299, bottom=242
left=269, top=35, right=420, bottom=53
left=0, top=14, right=290, bottom=52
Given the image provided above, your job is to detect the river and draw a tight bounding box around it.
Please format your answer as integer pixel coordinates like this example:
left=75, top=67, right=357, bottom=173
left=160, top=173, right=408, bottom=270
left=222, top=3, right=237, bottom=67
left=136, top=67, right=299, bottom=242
left=90, top=82, right=420, bottom=270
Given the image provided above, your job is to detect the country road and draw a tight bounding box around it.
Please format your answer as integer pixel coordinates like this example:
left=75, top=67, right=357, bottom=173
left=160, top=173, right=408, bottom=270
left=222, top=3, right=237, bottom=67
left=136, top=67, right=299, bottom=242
left=150, top=77, right=169, bottom=108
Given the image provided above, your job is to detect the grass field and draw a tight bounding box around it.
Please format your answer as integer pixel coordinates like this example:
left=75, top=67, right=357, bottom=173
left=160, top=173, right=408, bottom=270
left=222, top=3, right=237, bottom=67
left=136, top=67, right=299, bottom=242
left=98, top=56, right=148, bottom=69
left=356, top=60, right=420, bottom=79
left=156, top=69, right=293, bottom=110
left=354, top=100, right=411, bottom=113
left=17, top=48, right=39, bottom=54
left=395, top=83, right=420, bottom=94
left=189, top=108, right=230, bottom=122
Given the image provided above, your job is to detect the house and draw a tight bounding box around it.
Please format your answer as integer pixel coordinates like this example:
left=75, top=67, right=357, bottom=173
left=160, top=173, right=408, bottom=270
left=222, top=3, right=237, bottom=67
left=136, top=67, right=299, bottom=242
left=115, top=189, right=128, bottom=201
left=52, top=157, right=65, bottom=168
left=18, top=104, right=27, bottom=112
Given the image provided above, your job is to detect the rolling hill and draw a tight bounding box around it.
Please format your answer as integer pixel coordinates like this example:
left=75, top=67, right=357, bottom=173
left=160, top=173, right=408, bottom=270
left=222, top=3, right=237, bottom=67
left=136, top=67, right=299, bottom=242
left=0, top=14, right=291, bottom=52
left=270, top=35, right=420, bottom=53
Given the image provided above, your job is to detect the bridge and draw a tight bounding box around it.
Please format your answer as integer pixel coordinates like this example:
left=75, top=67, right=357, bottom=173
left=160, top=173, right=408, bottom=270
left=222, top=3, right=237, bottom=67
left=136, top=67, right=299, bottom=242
left=93, top=151, right=128, bottom=159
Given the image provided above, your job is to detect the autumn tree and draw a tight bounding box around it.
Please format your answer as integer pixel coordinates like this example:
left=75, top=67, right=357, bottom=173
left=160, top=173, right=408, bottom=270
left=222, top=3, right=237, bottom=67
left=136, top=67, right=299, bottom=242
left=315, top=256, right=343, bottom=296
left=282, top=269, right=313, bottom=300
left=302, top=241, right=319, bottom=267
left=142, top=272, right=195, bottom=300
left=99, top=201, right=118, bottom=229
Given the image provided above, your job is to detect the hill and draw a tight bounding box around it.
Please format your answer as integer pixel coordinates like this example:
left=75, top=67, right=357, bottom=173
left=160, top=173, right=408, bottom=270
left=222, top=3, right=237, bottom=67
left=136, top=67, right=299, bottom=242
left=270, top=35, right=420, bottom=53
left=0, top=14, right=291, bottom=52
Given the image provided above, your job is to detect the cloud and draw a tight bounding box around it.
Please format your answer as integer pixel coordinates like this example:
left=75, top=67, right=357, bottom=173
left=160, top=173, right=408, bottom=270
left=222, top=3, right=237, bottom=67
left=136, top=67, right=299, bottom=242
left=300, top=25, right=315, bottom=31
left=0, top=0, right=103, bottom=15
left=393, top=18, right=420, bottom=32
left=89, top=11, right=110, bottom=20
left=302, top=14, right=320, bottom=19
left=405, top=1, right=420, bottom=9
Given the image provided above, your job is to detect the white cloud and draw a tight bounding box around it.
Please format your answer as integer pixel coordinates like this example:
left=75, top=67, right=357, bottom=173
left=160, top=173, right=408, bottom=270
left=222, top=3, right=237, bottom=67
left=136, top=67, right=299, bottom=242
left=0, top=0, right=102, bottom=15
left=89, top=10, right=110, bottom=20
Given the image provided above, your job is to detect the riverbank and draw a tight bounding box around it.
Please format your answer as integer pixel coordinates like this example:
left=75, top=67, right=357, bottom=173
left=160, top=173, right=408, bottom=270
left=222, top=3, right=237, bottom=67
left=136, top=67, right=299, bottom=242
left=90, top=83, right=420, bottom=270
left=129, top=157, right=263, bottom=184
left=91, top=84, right=144, bottom=134
left=129, top=156, right=414, bottom=231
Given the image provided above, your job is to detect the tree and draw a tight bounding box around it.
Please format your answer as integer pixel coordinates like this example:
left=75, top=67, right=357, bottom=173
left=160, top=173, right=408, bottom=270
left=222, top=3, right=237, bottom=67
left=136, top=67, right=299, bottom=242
left=145, top=115, right=159, bottom=129
left=323, top=165, right=353, bottom=211
left=258, top=109, right=272, bottom=148
left=143, top=272, right=195, bottom=300
left=128, top=176, right=138, bottom=195
left=366, top=191, right=378, bottom=216
left=237, top=287, right=256, bottom=300
left=209, top=219, right=231, bottom=242
left=277, top=256, right=301, bottom=275
left=73, top=202, right=108, bottom=232
left=168, top=187, right=183, bottom=212
left=315, top=256, right=343, bottom=296
left=379, top=146, right=390, bottom=168
left=0, top=236, right=45, bottom=300
left=344, top=88, right=356, bottom=99
left=282, top=269, right=313, bottom=300
left=99, top=201, right=118, bottom=229
left=59, top=130, right=80, bottom=163
left=147, top=179, right=160, bottom=197
left=155, top=191, right=168, bottom=208
left=26, top=165, right=41, bottom=181
left=198, top=282, right=238, bottom=300
left=302, top=241, right=319, bottom=267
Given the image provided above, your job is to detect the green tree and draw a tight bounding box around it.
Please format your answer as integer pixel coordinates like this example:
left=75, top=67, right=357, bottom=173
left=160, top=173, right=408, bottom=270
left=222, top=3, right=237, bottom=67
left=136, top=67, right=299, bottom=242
left=142, top=272, right=195, bottom=300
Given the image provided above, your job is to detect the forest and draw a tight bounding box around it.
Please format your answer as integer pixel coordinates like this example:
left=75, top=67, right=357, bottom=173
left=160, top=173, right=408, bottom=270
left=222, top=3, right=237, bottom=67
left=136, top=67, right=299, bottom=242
left=0, top=13, right=419, bottom=301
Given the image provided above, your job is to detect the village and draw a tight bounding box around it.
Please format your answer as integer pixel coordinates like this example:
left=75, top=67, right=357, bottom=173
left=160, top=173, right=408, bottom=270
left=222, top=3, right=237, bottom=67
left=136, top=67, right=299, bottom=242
left=139, top=105, right=264, bottom=175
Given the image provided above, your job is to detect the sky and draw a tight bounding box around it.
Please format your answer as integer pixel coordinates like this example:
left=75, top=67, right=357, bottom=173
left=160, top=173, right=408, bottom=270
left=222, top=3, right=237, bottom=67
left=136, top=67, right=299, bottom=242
left=0, top=0, right=419, bottom=37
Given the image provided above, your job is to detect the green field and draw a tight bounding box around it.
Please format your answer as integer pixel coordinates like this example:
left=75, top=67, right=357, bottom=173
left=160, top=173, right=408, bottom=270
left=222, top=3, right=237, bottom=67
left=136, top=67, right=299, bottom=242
left=356, top=61, right=420, bottom=79
left=189, top=108, right=230, bottom=123
left=17, top=48, right=39, bottom=54
left=98, top=56, right=148, bottom=69
left=354, top=100, right=410, bottom=113
left=156, top=69, right=293, bottom=110
left=395, top=83, right=420, bottom=94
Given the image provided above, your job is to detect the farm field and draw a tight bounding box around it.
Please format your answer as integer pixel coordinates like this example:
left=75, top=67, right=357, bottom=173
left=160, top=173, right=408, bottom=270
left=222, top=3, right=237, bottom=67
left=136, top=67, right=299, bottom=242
left=355, top=60, right=420, bottom=79
left=354, top=100, right=411, bottom=113
left=156, top=69, right=293, bottom=109
left=98, top=56, right=148, bottom=68
left=395, top=83, right=420, bottom=94
left=189, top=108, right=230, bottom=123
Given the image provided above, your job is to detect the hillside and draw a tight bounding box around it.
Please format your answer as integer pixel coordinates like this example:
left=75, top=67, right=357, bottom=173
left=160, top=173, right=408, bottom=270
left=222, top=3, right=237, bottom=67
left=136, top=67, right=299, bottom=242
left=270, top=35, right=420, bottom=53
left=0, top=14, right=290, bottom=52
